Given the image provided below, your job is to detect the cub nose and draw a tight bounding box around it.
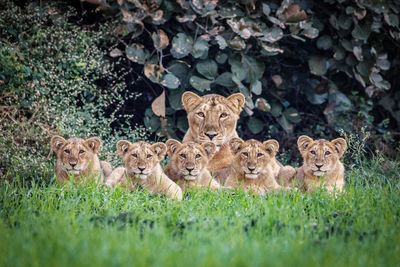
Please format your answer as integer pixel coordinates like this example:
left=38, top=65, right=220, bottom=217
left=138, top=167, right=146, bottom=172
left=248, top=166, right=256, bottom=172
left=205, top=132, right=218, bottom=140
left=315, top=163, right=323, bottom=168
left=70, top=162, right=77, bottom=168
left=186, top=166, right=194, bottom=172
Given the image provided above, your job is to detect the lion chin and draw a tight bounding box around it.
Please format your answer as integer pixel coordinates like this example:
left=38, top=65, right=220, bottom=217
left=65, top=169, right=81, bottom=175
left=183, top=175, right=198, bottom=181
left=313, top=171, right=326, bottom=177
left=133, top=173, right=149, bottom=180
left=244, top=173, right=259, bottom=179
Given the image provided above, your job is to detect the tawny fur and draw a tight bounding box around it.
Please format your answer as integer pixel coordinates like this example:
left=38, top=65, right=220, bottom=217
left=225, top=138, right=295, bottom=195
left=105, top=141, right=182, bottom=201
left=164, top=140, right=221, bottom=191
left=51, top=135, right=111, bottom=184
left=181, top=91, right=245, bottom=185
left=294, top=135, right=347, bottom=193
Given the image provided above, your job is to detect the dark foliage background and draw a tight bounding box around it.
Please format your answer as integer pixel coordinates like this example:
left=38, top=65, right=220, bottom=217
left=1, top=0, right=400, bottom=179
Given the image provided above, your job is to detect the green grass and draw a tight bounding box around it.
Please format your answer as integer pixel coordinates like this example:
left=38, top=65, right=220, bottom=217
left=1, top=162, right=399, bottom=267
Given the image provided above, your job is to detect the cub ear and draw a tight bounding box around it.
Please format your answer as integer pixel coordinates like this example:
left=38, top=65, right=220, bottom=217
left=165, top=139, right=182, bottom=156
left=331, top=138, right=347, bottom=158
left=263, top=139, right=279, bottom=157
left=51, top=135, right=67, bottom=153
left=85, top=137, right=102, bottom=154
left=152, top=142, right=167, bottom=161
left=227, top=93, right=245, bottom=114
left=297, top=135, right=313, bottom=155
left=202, top=142, right=216, bottom=159
left=229, top=137, right=244, bottom=154
left=116, top=140, right=131, bottom=157
left=182, top=91, right=202, bottom=112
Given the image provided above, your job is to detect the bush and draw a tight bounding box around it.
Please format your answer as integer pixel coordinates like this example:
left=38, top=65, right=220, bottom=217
left=89, top=0, right=400, bottom=156
left=0, top=1, right=147, bottom=181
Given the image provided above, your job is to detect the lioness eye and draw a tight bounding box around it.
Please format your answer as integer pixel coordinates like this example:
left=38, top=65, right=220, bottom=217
left=195, top=154, right=202, bottom=159
left=325, top=151, right=331, bottom=156
left=64, top=149, right=70, bottom=154
left=131, top=153, right=138, bottom=158
left=79, top=150, right=85, bottom=154
left=220, top=113, right=228, bottom=118
left=310, top=150, right=316, bottom=155
left=197, top=112, right=205, bottom=118
left=257, top=153, right=263, bottom=158
left=242, top=152, right=249, bottom=157
left=146, top=154, right=152, bottom=158
left=180, top=154, right=186, bottom=159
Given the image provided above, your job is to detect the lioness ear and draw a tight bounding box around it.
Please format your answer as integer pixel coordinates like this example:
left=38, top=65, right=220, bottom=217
left=227, top=93, right=245, bottom=114
left=202, top=142, right=216, bottom=159
left=51, top=135, right=66, bottom=153
left=229, top=137, right=244, bottom=154
left=297, top=135, right=313, bottom=155
left=182, top=91, right=202, bottom=112
left=116, top=140, right=131, bottom=157
left=85, top=137, right=102, bottom=154
left=331, top=138, right=347, bottom=158
left=165, top=139, right=182, bottom=156
left=263, top=139, right=279, bottom=157
left=152, top=142, right=167, bottom=161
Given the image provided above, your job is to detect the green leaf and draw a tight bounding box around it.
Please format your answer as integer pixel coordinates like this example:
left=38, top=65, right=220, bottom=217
left=316, top=35, right=332, bottom=50
left=215, top=52, right=228, bottom=64
left=277, top=115, right=293, bottom=133
left=170, top=33, right=193, bottom=59
left=242, top=55, right=265, bottom=84
left=177, top=116, right=188, bottom=132
left=161, top=73, right=180, bottom=89
left=191, top=36, right=209, bottom=58
left=196, top=59, right=218, bottom=79
left=189, top=76, right=212, bottom=91
left=215, top=35, right=227, bottom=50
left=261, top=27, right=283, bottom=43
left=126, top=44, right=149, bottom=64
left=251, top=80, right=262, bottom=95
left=352, top=24, right=371, bottom=41
left=284, top=107, right=302, bottom=123
left=230, top=56, right=246, bottom=81
left=247, top=117, right=264, bottom=134
left=384, top=13, right=399, bottom=27
left=215, top=72, right=235, bottom=87
left=308, top=56, right=328, bottom=76
left=169, top=89, right=184, bottom=110
left=168, top=61, right=191, bottom=89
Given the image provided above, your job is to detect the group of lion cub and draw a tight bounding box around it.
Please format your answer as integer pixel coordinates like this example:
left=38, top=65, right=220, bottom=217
left=51, top=92, right=347, bottom=201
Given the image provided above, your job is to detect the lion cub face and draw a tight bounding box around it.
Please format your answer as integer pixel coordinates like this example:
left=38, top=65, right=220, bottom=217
left=51, top=135, right=101, bottom=175
left=229, top=138, right=279, bottom=179
left=298, top=136, right=347, bottom=177
left=117, top=141, right=167, bottom=180
left=182, top=92, right=245, bottom=146
left=166, top=140, right=216, bottom=180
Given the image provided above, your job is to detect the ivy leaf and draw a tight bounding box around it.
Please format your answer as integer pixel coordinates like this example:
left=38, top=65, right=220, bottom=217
left=251, top=80, right=262, bottom=95
left=196, top=59, right=218, bottom=79
left=284, top=107, right=301, bottom=123
left=152, top=29, right=169, bottom=51
left=126, top=44, right=149, bottom=64
left=170, top=33, right=193, bottom=59
left=189, top=75, right=212, bottom=91
left=169, top=89, right=184, bottom=110
left=308, top=56, right=328, bottom=76
left=168, top=61, right=191, bottom=89
left=161, top=73, right=180, bottom=89
left=242, top=55, right=265, bottom=84
left=316, top=35, right=333, bottom=50
left=192, top=36, right=209, bottom=58
left=352, top=24, right=371, bottom=41
left=247, top=117, right=264, bottom=134
left=177, top=116, right=189, bottom=132
left=215, top=72, right=235, bottom=87
left=151, top=90, right=166, bottom=117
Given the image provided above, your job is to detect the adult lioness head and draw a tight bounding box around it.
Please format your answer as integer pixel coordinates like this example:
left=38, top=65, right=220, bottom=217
left=116, top=140, right=167, bottom=180
left=166, top=139, right=216, bottom=180
left=229, top=138, right=279, bottom=179
left=51, top=135, right=101, bottom=175
left=297, top=135, right=347, bottom=177
left=182, top=92, right=245, bottom=147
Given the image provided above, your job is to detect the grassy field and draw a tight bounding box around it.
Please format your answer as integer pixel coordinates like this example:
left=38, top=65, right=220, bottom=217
left=1, top=161, right=399, bottom=267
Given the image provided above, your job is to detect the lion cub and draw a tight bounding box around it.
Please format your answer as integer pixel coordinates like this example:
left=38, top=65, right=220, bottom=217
left=164, top=140, right=221, bottom=191
left=295, top=135, right=347, bottom=193
left=105, top=141, right=183, bottom=201
left=225, top=138, right=295, bottom=195
left=51, top=135, right=112, bottom=184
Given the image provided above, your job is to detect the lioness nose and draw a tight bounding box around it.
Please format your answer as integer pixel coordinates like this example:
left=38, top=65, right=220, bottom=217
left=70, top=162, right=77, bottom=167
left=186, top=166, right=194, bottom=172
left=138, top=167, right=146, bottom=171
left=315, top=163, right=323, bottom=168
left=248, top=166, right=256, bottom=172
left=205, top=132, right=218, bottom=140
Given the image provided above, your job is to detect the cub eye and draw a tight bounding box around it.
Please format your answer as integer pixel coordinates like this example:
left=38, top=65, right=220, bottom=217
left=146, top=154, right=152, bottom=158
left=64, top=149, right=70, bottom=154
left=197, top=112, right=205, bottom=118
left=79, top=150, right=85, bottom=154
left=257, top=153, right=263, bottom=158
left=180, top=154, right=186, bottom=159
left=220, top=113, right=228, bottom=119
left=131, top=153, right=138, bottom=158
left=310, top=150, right=316, bottom=155
left=242, top=152, right=249, bottom=157
left=195, top=154, right=202, bottom=159
left=325, top=151, right=331, bottom=156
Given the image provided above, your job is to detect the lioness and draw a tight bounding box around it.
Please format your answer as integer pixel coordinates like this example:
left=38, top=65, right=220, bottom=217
left=105, top=141, right=183, bottom=201
left=164, top=139, right=221, bottom=191
left=225, top=138, right=295, bottom=195
left=295, top=135, right=347, bottom=193
left=181, top=91, right=245, bottom=185
left=51, top=135, right=112, bottom=184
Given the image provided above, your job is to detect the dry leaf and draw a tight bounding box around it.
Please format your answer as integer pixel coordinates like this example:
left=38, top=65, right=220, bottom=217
left=271, top=75, right=283, bottom=87
left=283, top=4, right=307, bottom=23
left=151, top=90, right=166, bottom=117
